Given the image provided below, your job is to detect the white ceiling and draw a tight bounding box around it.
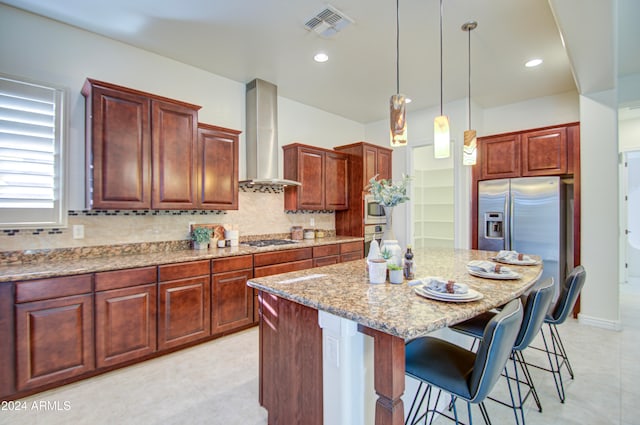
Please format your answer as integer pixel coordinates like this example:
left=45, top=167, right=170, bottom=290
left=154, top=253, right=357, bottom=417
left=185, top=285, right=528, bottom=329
left=2, top=0, right=637, bottom=123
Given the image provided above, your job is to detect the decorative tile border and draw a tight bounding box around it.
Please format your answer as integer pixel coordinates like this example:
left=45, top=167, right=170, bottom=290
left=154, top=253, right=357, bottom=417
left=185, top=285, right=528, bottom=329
left=68, top=209, right=227, bottom=217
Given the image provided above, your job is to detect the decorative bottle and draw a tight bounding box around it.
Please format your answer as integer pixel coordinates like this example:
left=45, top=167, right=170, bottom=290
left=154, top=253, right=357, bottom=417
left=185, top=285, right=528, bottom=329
left=404, top=246, right=415, bottom=279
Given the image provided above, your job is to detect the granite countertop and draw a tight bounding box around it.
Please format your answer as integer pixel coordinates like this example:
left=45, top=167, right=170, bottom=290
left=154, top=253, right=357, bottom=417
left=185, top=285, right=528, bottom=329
left=0, top=236, right=362, bottom=283
left=247, top=247, right=543, bottom=340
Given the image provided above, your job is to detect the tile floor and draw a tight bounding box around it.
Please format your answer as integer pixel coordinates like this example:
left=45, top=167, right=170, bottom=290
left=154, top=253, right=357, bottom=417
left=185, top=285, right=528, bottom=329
left=2, top=283, right=639, bottom=425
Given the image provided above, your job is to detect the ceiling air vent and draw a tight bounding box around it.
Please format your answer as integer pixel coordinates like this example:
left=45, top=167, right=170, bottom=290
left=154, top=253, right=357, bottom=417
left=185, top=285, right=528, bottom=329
left=304, top=4, right=354, bottom=38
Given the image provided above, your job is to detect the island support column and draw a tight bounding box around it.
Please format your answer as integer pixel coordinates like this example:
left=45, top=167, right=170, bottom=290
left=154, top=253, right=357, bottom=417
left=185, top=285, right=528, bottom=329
left=359, top=325, right=405, bottom=425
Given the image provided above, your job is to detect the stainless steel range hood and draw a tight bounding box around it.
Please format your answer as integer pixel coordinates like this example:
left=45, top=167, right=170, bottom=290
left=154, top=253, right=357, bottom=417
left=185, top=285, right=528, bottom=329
left=240, top=79, right=301, bottom=187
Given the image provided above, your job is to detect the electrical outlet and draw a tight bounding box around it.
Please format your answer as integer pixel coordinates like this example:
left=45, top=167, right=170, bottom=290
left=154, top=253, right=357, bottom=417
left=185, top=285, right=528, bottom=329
left=72, top=224, right=84, bottom=239
left=310, top=218, right=315, bottom=226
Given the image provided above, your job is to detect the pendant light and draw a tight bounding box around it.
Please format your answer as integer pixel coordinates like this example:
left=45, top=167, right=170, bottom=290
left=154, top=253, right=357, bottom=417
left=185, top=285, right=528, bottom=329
left=433, top=0, right=450, bottom=159
left=462, top=21, right=477, bottom=166
left=390, top=0, right=407, bottom=147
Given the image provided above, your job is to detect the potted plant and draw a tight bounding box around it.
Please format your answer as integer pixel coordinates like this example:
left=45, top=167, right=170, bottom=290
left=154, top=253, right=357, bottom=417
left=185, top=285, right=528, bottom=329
left=368, top=174, right=411, bottom=241
left=191, top=227, right=212, bottom=250
left=388, top=263, right=404, bottom=284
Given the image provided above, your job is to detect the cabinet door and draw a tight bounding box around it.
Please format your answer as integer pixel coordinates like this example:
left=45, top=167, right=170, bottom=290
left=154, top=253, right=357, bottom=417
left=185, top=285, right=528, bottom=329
left=89, top=85, right=151, bottom=209
left=211, top=269, right=254, bottom=335
left=325, top=152, right=349, bottom=210
left=298, top=148, right=325, bottom=209
left=480, top=134, right=521, bottom=179
left=95, top=284, right=157, bottom=368
left=158, top=275, right=211, bottom=350
left=376, top=148, right=392, bottom=181
left=152, top=100, right=198, bottom=209
left=16, top=294, right=94, bottom=391
left=198, top=125, right=240, bottom=209
left=363, top=145, right=378, bottom=187
left=521, top=127, right=567, bottom=176
left=0, top=282, right=14, bottom=398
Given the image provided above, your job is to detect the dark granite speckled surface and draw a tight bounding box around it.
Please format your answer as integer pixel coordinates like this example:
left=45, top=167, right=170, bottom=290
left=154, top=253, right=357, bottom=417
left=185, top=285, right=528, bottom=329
left=247, top=247, right=543, bottom=340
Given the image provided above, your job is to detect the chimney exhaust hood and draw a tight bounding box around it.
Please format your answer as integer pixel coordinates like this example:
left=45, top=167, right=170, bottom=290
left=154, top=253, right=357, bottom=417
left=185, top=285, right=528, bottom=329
left=240, top=78, right=301, bottom=188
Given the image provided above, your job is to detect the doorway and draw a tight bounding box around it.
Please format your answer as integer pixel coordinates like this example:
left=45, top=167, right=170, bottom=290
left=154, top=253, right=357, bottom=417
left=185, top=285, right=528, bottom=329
left=622, top=150, right=640, bottom=288
left=408, top=144, right=454, bottom=249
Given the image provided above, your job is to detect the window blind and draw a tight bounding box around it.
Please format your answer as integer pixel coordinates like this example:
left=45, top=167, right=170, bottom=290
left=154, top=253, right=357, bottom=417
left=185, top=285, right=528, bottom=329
left=0, top=75, right=66, bottom=228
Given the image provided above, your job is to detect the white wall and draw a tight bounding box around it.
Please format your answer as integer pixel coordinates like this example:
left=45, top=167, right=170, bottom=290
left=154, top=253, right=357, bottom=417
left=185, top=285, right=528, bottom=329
left=579, top=91, right=621, bottom=329
left=619, top=116, right=640, bottom=151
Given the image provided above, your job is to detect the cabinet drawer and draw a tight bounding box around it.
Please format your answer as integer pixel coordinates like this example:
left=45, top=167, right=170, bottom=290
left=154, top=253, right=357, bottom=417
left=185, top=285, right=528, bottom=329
left=16, top=274, right=93, bottom=303
left=340, top=251, right=363, bottom=262
left=254, top=248, right=313, bottom=267
left=212, top=255, right=253, bottom=274
left=313, top=244, right=339, bottom=258
left=313, top=256, right=340, bottom=267
left=95, top=266, right=157, bottom=292
left=340, top=241, right=363, bottom=254
left=159, top=260, right=210, bottom=281
left=254, top=259, right=314, bottom=278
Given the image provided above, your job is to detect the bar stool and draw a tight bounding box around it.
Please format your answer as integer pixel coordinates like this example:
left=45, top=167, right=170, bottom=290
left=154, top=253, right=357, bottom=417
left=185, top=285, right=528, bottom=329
left=528, top=265, right=586, bottom=403
left=450, top=278, right=556, bottom=425
left=405, top=298, right=523, bottom=425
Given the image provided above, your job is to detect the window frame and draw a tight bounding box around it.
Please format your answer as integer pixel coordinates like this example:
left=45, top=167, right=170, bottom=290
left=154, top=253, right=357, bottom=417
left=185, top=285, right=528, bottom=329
left=0, top=73, right=68, bottom=229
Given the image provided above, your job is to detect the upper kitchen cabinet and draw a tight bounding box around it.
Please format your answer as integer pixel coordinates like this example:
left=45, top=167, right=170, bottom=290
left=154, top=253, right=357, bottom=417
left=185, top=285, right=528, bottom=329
left=334, top=142, right=393, bottom=237
left=197, top=124, right=240, bottom=210
left=477, top=123, right=576, bottom=181
left=282, top=143, right=348, bottom=211
left=82, top=79, right=201, bottom=210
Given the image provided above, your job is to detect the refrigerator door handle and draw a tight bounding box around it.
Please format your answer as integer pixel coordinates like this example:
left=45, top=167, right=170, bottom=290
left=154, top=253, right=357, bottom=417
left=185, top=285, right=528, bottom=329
left=508, top=187, right=514, bottom=251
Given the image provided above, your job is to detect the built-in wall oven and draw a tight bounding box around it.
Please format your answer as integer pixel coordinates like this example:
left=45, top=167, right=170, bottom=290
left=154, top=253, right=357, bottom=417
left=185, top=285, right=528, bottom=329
left=364, top=195, right=386, bottom=225
left=364, top=224, right=385, bottom=257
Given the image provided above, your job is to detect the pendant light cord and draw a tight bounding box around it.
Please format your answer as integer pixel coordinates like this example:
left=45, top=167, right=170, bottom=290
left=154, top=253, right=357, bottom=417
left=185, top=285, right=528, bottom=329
left=439, top=0, right=444, bottom=116
left=396, top=0, right=400, bottom=94
left=467, top=25, right=471, bottom=129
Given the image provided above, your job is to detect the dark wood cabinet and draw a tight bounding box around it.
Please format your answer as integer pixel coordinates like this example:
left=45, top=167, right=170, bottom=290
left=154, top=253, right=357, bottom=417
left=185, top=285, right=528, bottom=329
left=158, top=261, right=211, bottom=350
left=197, top=124, right=240, bottom=209
left=339, top=241, right=364, bottom=262
left=521, top=127, right=568, bottom=176
left=211, top=255, right=254, bottom=335
left=82, top=82, right=151, bottom=209
left=334, top=142, right=393, bottom=237
left=82, top=79, right=201, bottom=210
left=259, top=292, right=323, bottom=425
left=312, top=244, right=340, bottom=267
left=254, top=247, right=314, bottom=278
left=283, top=143, right=348, bottom=211
left=0, top=282, right=15, bottom=398
left=14, top=275, right=94, bottom=391
left=479, top=133, right=521, bottom=180
left=94, top=267, right=158, bottom=368
left=478, top=126, right=569, bottom=180
left=151, top=100, right=199, bottom=209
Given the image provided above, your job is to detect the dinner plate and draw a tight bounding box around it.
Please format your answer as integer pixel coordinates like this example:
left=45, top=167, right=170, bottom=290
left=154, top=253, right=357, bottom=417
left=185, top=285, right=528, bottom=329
left=414, top=286, right=483, bottom=302
left=491, top=256, right=539, bottom=266
left=467, top=268, right=521, bottom=280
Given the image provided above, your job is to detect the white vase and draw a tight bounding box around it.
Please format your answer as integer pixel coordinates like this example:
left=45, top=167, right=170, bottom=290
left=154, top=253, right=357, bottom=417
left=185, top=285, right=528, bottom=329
left=380, top=239, right=402, bottom=268
left=193, top=240, right=209, bottom=250
left=389, top=269, right=404, bottom=284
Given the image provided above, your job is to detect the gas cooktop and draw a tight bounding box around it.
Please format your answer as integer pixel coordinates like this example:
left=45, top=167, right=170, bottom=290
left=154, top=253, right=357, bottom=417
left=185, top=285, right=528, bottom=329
left=244, top=239, right=299, bottom=247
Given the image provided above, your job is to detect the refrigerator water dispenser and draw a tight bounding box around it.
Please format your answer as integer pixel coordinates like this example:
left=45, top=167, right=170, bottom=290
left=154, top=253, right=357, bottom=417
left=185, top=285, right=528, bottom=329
left=484, top=212, right=504, bottom=239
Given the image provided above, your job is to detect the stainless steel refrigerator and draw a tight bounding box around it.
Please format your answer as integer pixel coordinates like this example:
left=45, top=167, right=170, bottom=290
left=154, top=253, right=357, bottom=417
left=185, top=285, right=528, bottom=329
left=478, top=176, right=566, bottom=297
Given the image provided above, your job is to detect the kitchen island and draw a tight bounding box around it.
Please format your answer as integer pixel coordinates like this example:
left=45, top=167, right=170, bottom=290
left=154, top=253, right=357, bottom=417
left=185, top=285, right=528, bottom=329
left=247, top=247, right=542, bottom=425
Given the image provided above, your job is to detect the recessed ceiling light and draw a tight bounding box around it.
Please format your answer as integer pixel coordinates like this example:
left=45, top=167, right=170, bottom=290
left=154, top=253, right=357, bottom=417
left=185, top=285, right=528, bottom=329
left=314, top=52, right=329, bottom=63
left=405, top=98, right=412, bottom=103
left=525, top=58, right=543, bottom=68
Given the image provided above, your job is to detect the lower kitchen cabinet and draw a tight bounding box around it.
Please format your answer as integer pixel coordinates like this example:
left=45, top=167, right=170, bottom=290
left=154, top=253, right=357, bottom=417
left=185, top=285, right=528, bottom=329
left=95, top=267, right=157, bottom=368
left=312, top=244, right=340, bottom=267
left=14, top=275, right=94, bottom=391
left=158, top=261, right=211, bottom=350
left=339, top=241, right=364, bottom=262
left=211, top=255, right=254, bottom=335
left=0, top=282, right=14, bottom=398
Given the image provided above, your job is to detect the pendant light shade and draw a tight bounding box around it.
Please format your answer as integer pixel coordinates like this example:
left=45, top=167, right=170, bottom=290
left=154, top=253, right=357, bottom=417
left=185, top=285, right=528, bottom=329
left=434, top=115, right=450, bottom=158
left=462, top=20, right=478, bottom=165
left=434, top=0, right=449, bottom=158
left=390, top=0, right=407, bottom=147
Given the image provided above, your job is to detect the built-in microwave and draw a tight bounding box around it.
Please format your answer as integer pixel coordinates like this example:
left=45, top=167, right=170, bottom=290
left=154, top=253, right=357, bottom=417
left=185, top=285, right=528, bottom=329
left=364, top=195, right=387, bottom=225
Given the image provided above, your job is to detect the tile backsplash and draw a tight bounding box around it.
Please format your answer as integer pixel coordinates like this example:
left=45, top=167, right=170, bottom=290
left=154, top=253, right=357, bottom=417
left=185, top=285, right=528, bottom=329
left=0, top=192, right=335, bottom=252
